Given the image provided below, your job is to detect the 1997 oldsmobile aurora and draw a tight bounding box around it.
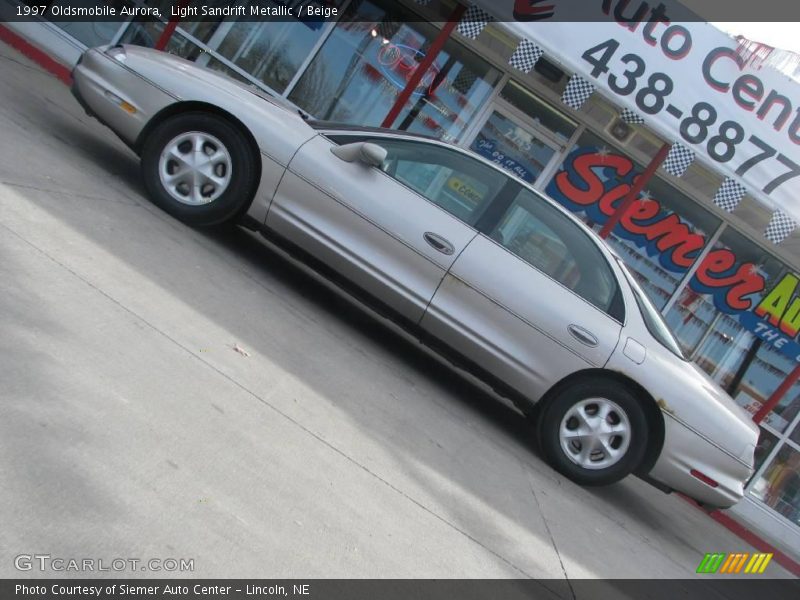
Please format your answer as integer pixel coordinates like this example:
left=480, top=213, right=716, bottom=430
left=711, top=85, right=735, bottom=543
left=71, top=45, right=760, bottom=508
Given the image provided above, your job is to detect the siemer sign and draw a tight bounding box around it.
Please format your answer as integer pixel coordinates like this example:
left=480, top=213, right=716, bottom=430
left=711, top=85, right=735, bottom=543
left=487, top=1, right=800, bottom=218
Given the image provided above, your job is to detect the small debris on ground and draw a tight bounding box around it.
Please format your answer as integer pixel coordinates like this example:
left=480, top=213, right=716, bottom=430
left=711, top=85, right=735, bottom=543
left=232, top=343, right=250, bottom=357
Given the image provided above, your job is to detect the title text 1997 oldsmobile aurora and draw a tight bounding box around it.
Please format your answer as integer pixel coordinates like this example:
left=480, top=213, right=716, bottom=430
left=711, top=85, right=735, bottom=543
left=71, top=45, right=760, bottom=508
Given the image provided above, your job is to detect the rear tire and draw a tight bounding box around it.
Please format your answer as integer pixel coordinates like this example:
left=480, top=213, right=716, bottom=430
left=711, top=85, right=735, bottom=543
left=140, top=112, right=258, bottom=226
left=537, top=379, right=648, bottom=486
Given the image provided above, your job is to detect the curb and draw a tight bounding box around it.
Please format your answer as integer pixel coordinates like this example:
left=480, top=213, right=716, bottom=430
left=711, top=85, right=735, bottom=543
left=0, top=23, right=72, bottom=85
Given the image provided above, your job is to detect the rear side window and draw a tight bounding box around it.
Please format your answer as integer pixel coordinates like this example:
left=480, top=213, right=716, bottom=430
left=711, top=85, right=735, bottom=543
left=327, top=135, right=508, bottom=226
left=488, top=189, right=623, bottom=319
left=619, top=261, right=687, bottom=359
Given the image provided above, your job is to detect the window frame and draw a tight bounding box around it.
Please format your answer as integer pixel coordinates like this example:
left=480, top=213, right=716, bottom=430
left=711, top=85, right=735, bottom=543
left=618, top=259, right=688, bottom=360
left=478, top=186, right=626, bottom=322
left=324, top=133, right=517, bottom=228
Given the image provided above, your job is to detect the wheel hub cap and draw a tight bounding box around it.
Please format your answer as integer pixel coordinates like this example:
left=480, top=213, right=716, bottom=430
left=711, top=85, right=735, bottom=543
left=558, top=398, right=631, bottom=470
left=158, top=131, right=232, bottom=206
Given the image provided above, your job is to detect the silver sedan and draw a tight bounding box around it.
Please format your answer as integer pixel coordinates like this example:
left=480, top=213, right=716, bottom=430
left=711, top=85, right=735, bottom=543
left=71, top=45, right=760, bottom=508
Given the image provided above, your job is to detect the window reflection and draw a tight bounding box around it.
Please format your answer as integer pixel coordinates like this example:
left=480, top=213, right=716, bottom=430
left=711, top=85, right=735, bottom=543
left=546, top=131, right=719, bottom=311
left=750, top=445, right=800, bottom=524
left=665, top=228, right=797, bottom=427
left=211, top=2, right=338, bottom=93
left=287, top=0, right=500, bottom=141
left=752, top=429, right=780, bottom=477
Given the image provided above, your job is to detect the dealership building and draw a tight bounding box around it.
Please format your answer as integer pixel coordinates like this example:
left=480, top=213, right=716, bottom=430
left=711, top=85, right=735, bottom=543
left=3, top=0, right=800, bottom=555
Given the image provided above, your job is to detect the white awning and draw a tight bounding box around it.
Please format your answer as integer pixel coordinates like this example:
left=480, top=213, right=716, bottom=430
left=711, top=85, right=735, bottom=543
left=455, top=1, right=800, bottom=243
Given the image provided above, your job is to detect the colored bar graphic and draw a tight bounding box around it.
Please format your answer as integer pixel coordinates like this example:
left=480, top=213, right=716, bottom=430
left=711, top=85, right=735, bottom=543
left=698, top=552, right=773, bottom=574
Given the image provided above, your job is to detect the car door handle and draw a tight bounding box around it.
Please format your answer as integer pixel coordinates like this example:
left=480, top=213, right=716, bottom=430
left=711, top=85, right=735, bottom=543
left=423, top=232, right=455, bottom=255
left=567, top=324, right=598, bottom=347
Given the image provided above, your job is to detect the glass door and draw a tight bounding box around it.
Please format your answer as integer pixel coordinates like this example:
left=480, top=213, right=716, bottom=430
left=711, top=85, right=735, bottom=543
left=464, top=81, right=578, bottom=186
left=467, top=108, right=561, bottom=185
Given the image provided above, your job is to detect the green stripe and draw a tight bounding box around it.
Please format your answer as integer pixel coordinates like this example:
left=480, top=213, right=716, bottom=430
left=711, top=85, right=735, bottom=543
left=697, top=553, right=726, bottom=574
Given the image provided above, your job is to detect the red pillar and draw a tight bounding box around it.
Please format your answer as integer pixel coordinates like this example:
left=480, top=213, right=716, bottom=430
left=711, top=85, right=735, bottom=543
left=381, top=3, right=467, bottom=129
left=155, top=0, right=192, bottom=51
left=598, top=142, right=671, bottom=240
left=753, top=362, right=800, bottom=424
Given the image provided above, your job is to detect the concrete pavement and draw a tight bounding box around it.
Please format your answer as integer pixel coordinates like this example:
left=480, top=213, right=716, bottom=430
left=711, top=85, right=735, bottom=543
left=0, top=40, right=794, bottom=585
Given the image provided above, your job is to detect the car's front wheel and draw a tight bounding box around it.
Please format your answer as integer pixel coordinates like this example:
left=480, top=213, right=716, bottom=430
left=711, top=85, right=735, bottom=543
left=140, top=112, right=258, bottom=226
left=537, top=379, right=648, bottom=486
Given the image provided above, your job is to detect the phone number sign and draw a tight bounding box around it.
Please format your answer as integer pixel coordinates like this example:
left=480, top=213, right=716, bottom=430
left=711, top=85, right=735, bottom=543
left=499, top=17, right=800, bottom=214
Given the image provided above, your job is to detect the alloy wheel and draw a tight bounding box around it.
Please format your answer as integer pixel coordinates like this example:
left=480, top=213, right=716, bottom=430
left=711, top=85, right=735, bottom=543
left=158, top=131, right=232, bottom=206
left=558, top=397, right=632, bottom=470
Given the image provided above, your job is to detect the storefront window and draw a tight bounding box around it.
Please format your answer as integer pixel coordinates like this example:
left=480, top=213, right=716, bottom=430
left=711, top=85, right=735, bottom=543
left=470, top=111, right=558, bottom=184
left=287, top=0, right=501, bottom=141
left=210, top=2, right=340, bottom=93
left=122, top=25, right=204, bottom=61
left=750, top=444, right=800, bottom=525
left=545, top=131, right=719, bottom=309
left=499, top=81, right=577, bottom=143
left=732, top=345, right=800, bottom=432
left=46, top=0, right=133, bottom=46
left=468, top=84, right=576, bottom=185
left=666, top=228, right=787, bottom=396
left=753, top=429, right=781, bottom=476
left=791, top=421, right=800, bottom=445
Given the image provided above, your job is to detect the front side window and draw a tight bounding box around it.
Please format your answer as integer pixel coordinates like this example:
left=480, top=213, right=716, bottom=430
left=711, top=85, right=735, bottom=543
left=329, top=136, right=509, bottom=225
left=488, top=189, right=621, bottom=317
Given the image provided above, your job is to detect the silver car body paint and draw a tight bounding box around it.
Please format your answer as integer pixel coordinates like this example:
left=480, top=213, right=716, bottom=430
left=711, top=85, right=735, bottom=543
left=72, top=45, right=760, bottom=508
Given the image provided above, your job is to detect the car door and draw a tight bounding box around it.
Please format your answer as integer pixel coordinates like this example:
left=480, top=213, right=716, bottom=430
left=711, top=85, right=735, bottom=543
left=266, top=132, right=511, bottom=322
left=421, top=186, right=625, bottom=401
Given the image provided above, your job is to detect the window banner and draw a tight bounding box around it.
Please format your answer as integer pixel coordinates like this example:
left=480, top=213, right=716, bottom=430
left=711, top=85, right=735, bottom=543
left=473, top=1, right=800, bottom=224
left=545, top=144, right=800, bottom=362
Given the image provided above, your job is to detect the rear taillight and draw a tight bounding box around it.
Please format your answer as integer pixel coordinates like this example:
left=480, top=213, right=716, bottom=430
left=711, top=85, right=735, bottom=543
left=690, top=469, right=720, bottom=488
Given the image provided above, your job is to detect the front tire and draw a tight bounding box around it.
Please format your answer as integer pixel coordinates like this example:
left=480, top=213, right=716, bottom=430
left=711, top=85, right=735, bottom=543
left=537, top=379, right=648, bottom=486
left=140, top=112, right=258, bottom=226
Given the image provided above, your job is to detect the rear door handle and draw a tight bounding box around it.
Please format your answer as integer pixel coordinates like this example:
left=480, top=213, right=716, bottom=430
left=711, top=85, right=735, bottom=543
left=423, top=232, right=455, bottom=255
left=567, top=324, right=598, bottom=347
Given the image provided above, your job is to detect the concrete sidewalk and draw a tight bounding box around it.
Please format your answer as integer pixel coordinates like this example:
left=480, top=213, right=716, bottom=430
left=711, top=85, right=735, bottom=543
left=0, top=39, right=794, bottom=584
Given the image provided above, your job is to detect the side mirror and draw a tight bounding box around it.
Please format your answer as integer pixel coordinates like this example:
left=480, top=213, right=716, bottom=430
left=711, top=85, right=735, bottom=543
left=331, top=142, right=387, bottom=168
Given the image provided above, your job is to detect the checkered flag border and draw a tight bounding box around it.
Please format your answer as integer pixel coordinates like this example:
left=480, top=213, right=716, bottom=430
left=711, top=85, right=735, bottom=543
left=663, top=143, right=695, bottom=178
left=509, top=39, right=543, bottom=73
left=452, top=68, right=478, bottom=95
left=561, top=75, right=595, bottom=110
left=713, top=177, right=747, bottom=213
left=457, top=6, right=493, bottom=39
left=619, top=108, right=644, bottom=124
left=765, top=210, right=798, bottom=244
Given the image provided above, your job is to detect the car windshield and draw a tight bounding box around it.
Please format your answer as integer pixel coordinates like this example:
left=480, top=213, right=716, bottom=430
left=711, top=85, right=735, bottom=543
left=616, top=260, right=688, bottom=360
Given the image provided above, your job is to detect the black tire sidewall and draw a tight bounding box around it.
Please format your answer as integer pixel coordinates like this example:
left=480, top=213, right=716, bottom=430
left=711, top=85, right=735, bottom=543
left=141, top=112, right=257, bottom=226
left=538, top=380, right=648, bottom=486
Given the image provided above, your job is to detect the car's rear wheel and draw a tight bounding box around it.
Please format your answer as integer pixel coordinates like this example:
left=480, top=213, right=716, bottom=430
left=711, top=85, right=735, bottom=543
left=537, top=379, right=648, bottom=486
left=141, top=112, right=258, bottom=226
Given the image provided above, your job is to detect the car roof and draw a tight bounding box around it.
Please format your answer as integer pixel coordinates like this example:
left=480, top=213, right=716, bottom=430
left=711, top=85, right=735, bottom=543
left=307, top=120, right=441, bottom=141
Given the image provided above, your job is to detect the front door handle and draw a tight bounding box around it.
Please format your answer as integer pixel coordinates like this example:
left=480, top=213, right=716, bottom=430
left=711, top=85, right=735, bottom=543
left=423, top=232, right=455, bottom=255
left=567, top=324, right=598, bottom=347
